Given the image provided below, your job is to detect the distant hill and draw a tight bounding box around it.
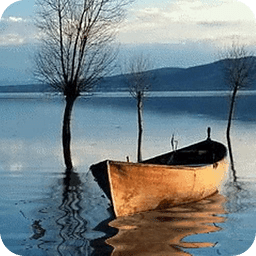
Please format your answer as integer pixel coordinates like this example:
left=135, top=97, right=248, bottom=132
left=0, top=83, right=53, bottom=93
left=1, top=59, right=256, bottom=93
left=98, top=59, right=256, bottom=92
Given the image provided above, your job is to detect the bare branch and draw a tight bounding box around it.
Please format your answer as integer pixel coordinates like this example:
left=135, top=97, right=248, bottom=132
left=125, top=53, right=153, bottom=99
left=34, top=0, right=133, bottom=97
left=219, top=41, right=256, bottom=90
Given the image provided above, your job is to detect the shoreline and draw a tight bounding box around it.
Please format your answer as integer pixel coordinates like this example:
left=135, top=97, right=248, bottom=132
left=0, top=90, right=256, bottom=99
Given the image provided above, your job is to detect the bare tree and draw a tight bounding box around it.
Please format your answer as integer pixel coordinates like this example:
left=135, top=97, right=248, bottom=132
left=34, top=0, right=131, bottom=170
left=125, top=54, right=153, bottom=162
left=220, top=42, right=255, bottom=178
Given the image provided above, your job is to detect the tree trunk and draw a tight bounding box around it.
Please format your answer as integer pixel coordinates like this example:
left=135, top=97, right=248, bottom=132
left=226, top=86, right=238, bottom=140
left=137, top=95, right=143, bottom=163
left=226, top=85, right=238, bottom=181
left=227, top=134, right=237, bottom=182
left=62, top=96, right=76, bottom=170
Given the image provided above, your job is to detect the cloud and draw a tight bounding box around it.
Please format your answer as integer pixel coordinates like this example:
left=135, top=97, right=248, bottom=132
left=1, top=16, right=27, bottom=23
left=118, top=0, right=256, bottom=45
left=0, top=15, right=36, bottom=45
left=0, top=33, right=25, bottom=45
left=1, top=0, right=256, bottom=47
left=197, top=21, right=232, bottom=27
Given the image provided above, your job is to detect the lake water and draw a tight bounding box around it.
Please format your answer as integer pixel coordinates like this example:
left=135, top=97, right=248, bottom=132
left=0, top=92, right=256, bottom=256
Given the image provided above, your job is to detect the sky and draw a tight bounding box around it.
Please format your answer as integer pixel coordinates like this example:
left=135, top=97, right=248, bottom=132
left=0, top=0, right=256, bottom=84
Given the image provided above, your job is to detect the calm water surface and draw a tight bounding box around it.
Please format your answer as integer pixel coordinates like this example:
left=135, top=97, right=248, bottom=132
left=0, top=93, right=256, bottom=255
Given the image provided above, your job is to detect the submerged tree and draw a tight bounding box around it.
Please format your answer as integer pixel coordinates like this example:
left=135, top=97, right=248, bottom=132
left=34, top=0, right=131, bottom=169
left=220, top=42, right=255, bottom=179
left=125, top=54, right=153, bottom=162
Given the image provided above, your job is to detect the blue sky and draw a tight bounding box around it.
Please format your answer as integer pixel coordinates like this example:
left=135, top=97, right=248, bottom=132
left=0, top=0, right=256, bottom=85
left=1, top=0, right=35, bottom=17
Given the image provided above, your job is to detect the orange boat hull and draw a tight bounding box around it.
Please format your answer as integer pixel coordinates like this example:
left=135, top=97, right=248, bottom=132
left=107, top=159, right=228, bottom=217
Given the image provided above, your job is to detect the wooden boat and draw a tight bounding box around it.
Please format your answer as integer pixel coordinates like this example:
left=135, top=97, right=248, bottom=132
left=90, top=131, right=228, bottom=217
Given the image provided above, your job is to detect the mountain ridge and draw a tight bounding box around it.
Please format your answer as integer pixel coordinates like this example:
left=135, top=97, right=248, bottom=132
left=0, top=59, right=255, bottom=93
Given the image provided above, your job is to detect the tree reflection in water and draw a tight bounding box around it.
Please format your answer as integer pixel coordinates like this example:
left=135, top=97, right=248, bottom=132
left=26, top=169, right=115, bottom=255
left=224, top=179, right=256, bottom=214
left=55, top=169, right=90, bottom=255
left=107, top=193, right=227, bottom=256
left=56, top=169, right=116, bottom=255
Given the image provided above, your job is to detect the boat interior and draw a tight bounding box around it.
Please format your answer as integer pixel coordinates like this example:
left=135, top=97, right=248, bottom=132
left=143, top=139, right=227, bottom=166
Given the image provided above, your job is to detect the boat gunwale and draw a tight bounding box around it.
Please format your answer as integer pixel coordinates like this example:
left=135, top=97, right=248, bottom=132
left=107, top=156, right=227, bottom=170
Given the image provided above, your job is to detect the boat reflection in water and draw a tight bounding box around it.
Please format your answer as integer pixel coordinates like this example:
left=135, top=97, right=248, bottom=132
left=107, top=193, right=227, bottom=256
